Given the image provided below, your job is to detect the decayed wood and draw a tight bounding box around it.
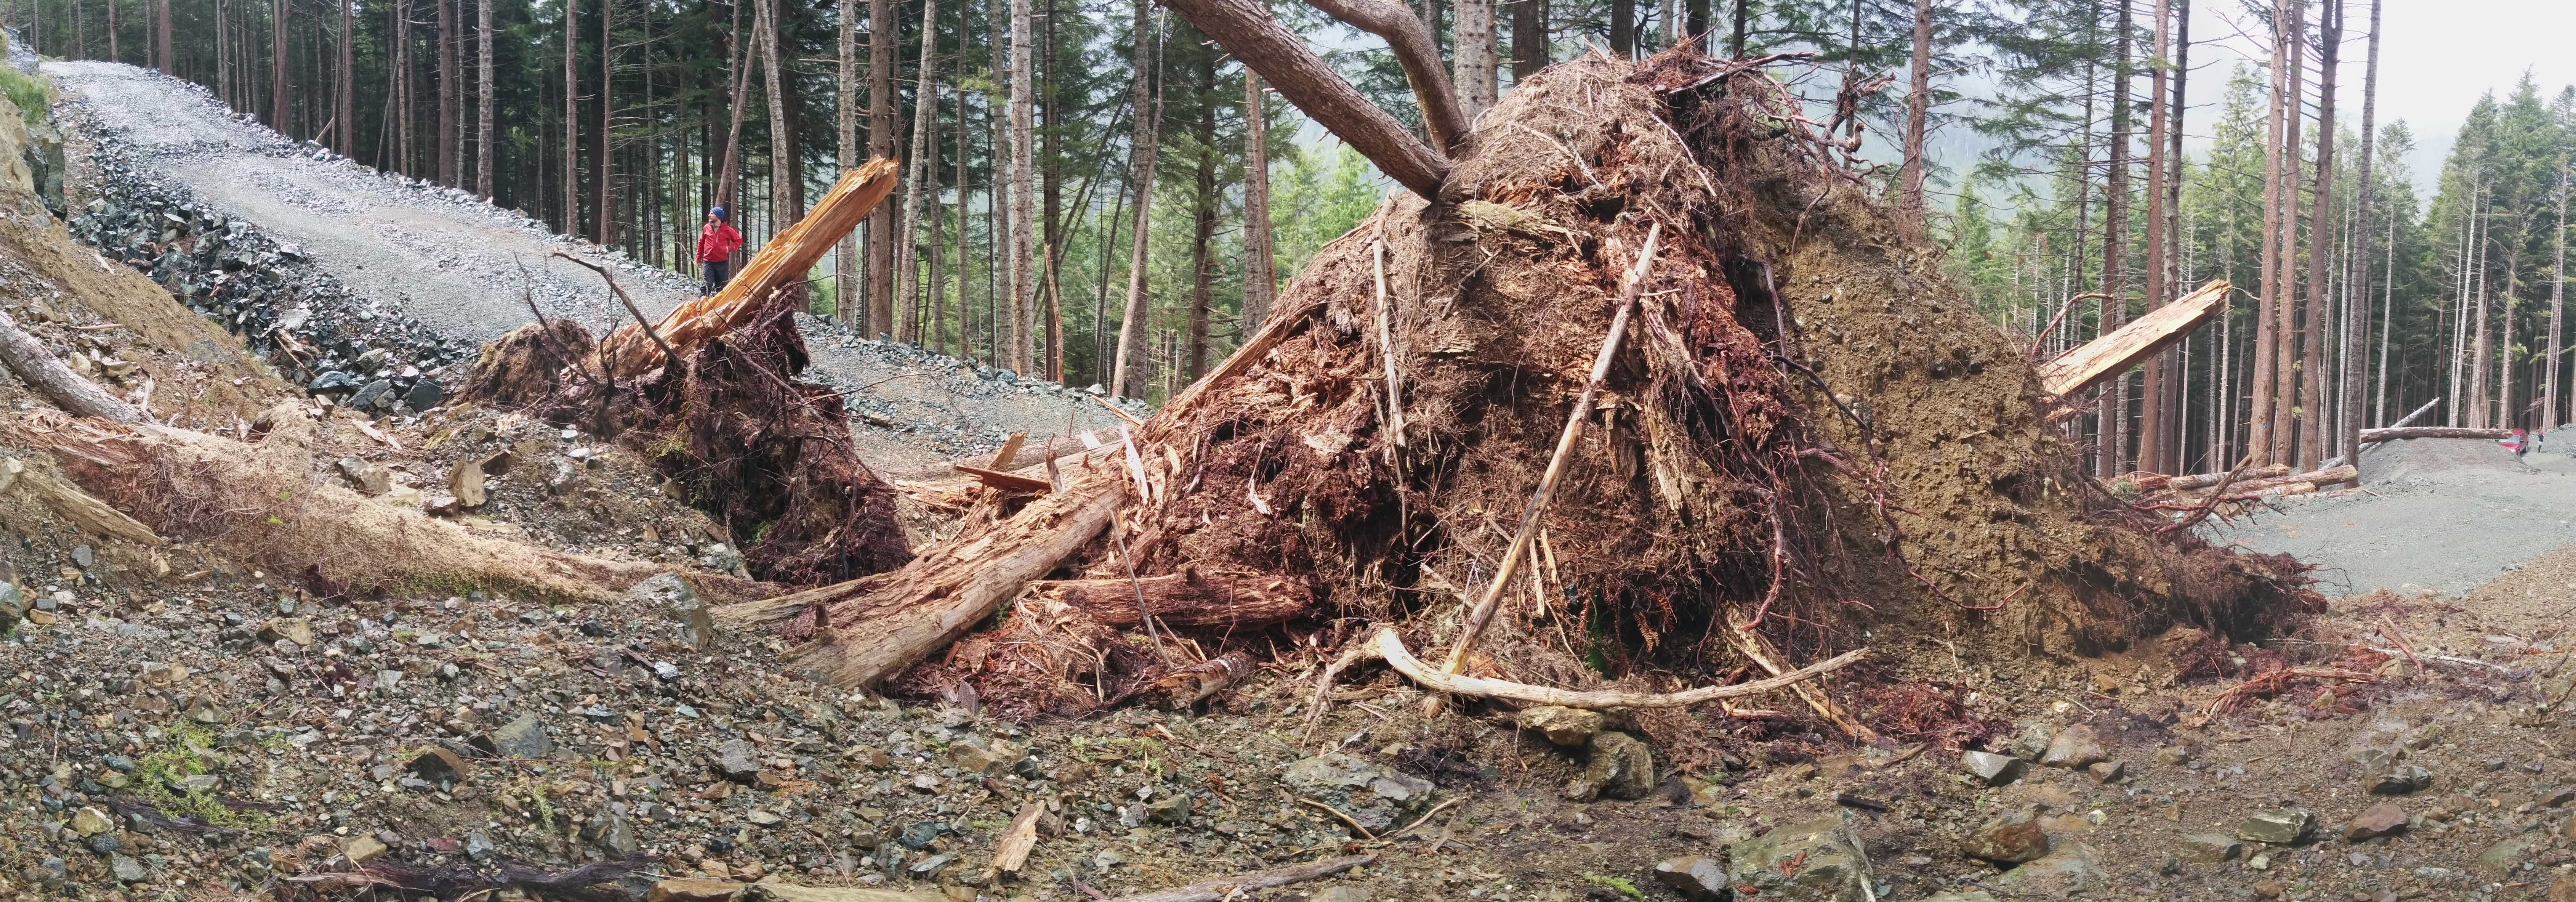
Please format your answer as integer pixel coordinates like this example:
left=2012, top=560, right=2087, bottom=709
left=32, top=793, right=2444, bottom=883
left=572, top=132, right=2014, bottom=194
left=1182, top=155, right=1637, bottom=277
left=1155, top=0, right=1448, bottom=197
left=2037, top=279, right=2229, bottom=401
left=0, top=307, right=143, bottom=423
left=1302, top=0, right=1469, bottom=152
left=598, top=158, right=902, bottom=377
left=1144, top=651, right=1259, bottom=706
left=1373, top=240, right=1408, bottom=448
left=1, top=456, right=162, bottom=545
left=2167, top=463, right=2290, bottom=490
left=779, top=475, right=1125, bottom=688
left=1439, top=224, right=1661, bottom=679
left=953, top=463, right=1056, bottom=493
left=1370, top=628, right=1868, bottom=709
left=1107, top=855, right=1376, bottom=902
left=1027, top=570, right=1313, bottom=629
left=984, top=801, right=1048, bottom=878
left=2359, top=426, right=2512, bottom=443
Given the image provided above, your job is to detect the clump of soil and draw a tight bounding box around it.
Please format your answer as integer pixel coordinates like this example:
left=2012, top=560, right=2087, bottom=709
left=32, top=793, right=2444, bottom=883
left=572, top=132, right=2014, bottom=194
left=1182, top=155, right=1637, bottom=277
left=935, top=50, right=2315, bottom=715
left=460, top=307, right=910, bottom=586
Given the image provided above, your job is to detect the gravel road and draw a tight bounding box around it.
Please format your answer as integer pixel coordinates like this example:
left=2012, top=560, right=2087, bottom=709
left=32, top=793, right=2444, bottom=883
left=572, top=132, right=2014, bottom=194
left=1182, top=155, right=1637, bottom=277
left=2205, top=437, right=2576, bottom=599
left=43, top=59, right=1135, bottom=470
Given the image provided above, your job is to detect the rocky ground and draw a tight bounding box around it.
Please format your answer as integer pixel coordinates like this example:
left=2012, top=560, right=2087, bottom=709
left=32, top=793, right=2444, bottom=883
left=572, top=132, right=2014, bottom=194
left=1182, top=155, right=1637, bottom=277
left=2208, top=438, right=2576, bottom=599
left=7, top=41, right=2576, bottom=902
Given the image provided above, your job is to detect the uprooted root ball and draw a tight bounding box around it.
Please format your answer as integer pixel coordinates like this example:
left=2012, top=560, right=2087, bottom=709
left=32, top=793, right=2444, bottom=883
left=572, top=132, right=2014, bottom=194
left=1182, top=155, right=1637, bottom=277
left=939, top=51, right=2316, bottom=715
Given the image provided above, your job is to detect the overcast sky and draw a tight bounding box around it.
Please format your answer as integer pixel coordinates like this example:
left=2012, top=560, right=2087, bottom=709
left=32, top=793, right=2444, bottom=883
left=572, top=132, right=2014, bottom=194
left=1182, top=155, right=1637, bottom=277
left=2177, top=0, right=2576, bottom=195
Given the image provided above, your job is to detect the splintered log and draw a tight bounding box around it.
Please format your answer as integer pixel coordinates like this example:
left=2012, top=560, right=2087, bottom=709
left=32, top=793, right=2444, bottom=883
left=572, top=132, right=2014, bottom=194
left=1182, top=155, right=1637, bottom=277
left=2038, top=279, right=2229, bottom=402
left=598, top=158, right=901, bottom=377
left=769, top=475, right=1125, bottom=689
left=2359, top=427, right=2512, bottom=443
left=1027, top=570, right=1314, bottom=629
left=0, top=307, right=143, bottom=423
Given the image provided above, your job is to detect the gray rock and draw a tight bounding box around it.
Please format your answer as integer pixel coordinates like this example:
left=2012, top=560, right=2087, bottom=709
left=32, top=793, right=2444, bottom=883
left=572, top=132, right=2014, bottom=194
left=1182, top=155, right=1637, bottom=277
left=404, top=747, right=471, bottom=784
left=2038, top=725, right=2107, bottom=769
left=0, top=580, right=22, bottom=626
left=1518, top=706, right=1604, bottom=746
left=714, top=738, right=762, bottom=782
left=1962, top=808, right=2050, bottom=863
left=1653, top=856, right=1728, bottom=901
left=1994, top=843, right=2104, bottom=888
left=593, top=812, right=639, bottom=857
left=1146, top=792, right=1193, bottom=825
left=490, top=714, right=553, bottom=759
left=628, top=573, right=713, bottom=649
left=1281, top=753, right=1434, bottom=832
left=2365, top=765, right=2432, bottom=795
left=1565, top=732, right=1655, bottom=802
left=2236, top=809, right=2315, bottom=845
left=405, top=379, right=443, bottom=411
left=350, top=379, right=393, bottom=410
left=2176, top=834, right=2243, bottom=863
left=1960, top=750, right=2024, bottom=786
left=2085, top=761, right=2126, bottom=783
left=109, top=853, right=146, bottom=883
left=2007, top=721, right=2054, bottom=759
left=1727, top=815, right=1874, bottom=902
left=335, top=456, right=391, bottom=495
left=466, top=831, right=493, bottom=859
left=1309, top=888, right=1370, bottom=902
left=2475, top=833, right=2542, bottom=878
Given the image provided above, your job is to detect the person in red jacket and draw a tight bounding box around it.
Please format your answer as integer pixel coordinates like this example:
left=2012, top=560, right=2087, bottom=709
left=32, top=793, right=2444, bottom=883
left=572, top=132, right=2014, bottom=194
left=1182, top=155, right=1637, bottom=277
left=697, top=207, right=744, bottom=296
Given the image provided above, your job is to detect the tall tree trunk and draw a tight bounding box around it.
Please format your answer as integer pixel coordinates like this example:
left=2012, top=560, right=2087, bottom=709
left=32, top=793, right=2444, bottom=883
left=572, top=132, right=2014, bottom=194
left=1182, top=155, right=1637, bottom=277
left=1727, top=0, right=1743, bottom=56
left=1184, top=50, right=1216, bottom=380
left=597, top=0, right=617, bottom=246
left=2097, top=0, right=2130, bottom=476
left=156, top=0, right=169, bottom=72
left=108, top=0, right=117, bottom=63
left=398, top=0, right=415, bottom=176
left=475, top=0, right=491, bottom=197
left=562, top=0, right=578, bottom=234
left=437, top=0, right=457, bottom=185
left=269, top=0, right=287, bottom=131
left=2470, top=198, right=2491, bottom=428
left=838, top=0, right=860, bottom=323
left=2268, top=0, right=2306, bottom=463
left=2341, top=0, right=2378, bottom=465
left=1110, top=0, right=1160, bottom=398
left=1242, top=71, right=1276, bottom=330
left=714, top=0, right=754, bottom=213
left=338, top=0, right=354, bottom=152
left=1009, top=0, right=1036, bottom=373
left=2165, top=0, right=2188, bottom=466
left=2297, top=0, right=2338, bottom=467
left=1608, top=0, right=1631, bottom=58
left=2553, top=166, right=2567, bottom=433
left=1453, top=0, right=1494, bottom=118
left=1897, top=0, right=1930, bottom=228
left=865, top=0, right=897, bottom=334
left=1042, top=0, right=1064, bottom=379
left=2138, top=0, right=2170, bottom=473
left=897, top=0, right=942, bottom=345
left=1510, top=0, right=1544, bottom=80
left=1658, top=0, right=1674, bottom=49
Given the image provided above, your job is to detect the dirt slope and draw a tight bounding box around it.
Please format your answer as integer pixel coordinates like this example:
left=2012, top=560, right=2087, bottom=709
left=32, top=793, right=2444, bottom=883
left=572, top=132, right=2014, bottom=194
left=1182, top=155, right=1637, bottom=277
left=40, top=59, right=1134, bottom=471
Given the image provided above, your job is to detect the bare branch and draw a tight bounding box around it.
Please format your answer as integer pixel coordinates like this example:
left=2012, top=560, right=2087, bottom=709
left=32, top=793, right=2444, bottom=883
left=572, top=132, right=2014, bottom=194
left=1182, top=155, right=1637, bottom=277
left=1302, top=0, right=1470, bottom=151
left=1157, top=0, right=1449, bottom=197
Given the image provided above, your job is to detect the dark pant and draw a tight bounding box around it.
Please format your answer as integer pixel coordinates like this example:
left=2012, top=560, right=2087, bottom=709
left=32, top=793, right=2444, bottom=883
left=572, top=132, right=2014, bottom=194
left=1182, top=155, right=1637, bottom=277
left=700, top=259, right=731, bottom=296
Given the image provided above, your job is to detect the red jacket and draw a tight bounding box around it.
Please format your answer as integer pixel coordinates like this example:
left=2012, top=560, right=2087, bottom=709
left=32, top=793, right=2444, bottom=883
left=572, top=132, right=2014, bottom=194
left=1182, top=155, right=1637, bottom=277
left=697, top=221, right=743, bottom=263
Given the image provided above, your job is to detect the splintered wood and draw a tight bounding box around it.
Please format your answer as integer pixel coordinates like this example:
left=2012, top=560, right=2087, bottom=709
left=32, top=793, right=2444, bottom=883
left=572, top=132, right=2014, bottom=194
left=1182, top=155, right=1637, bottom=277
left=2037, top=279, right=2229, bottom=404
left=596, top=158, right=902, bottom=378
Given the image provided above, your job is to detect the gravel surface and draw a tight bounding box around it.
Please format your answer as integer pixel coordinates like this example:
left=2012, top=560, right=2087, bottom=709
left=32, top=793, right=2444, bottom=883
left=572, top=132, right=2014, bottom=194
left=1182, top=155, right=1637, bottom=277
left=2204, top=438, right=2576, bottom=599
left=42, top=59, right=1138, bottom=471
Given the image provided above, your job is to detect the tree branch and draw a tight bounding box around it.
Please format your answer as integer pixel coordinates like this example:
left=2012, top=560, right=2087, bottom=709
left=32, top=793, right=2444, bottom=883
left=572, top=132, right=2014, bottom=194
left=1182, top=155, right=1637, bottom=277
left=1302, top=0, right=1469, bottom=152
left=1157, top=0, right=1449, bottom=197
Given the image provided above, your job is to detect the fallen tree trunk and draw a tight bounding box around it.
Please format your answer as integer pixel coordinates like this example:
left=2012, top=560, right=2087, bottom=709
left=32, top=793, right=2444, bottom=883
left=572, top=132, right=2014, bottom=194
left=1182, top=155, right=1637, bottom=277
left=2173, top=464, right=2355, bottom=499
left=0, top=307, right=142, bottom=423
left=2037, top=279, right=2229, bottom=403
left=773, top=475, right=1125, bottom=689
left=2166, top=464, right=2290, bottom=491
left=598, top=159, right=901, bottom=378
left=6, top=404, right=769, bottom=603
left=1027, top=570, right=1313, bottom=629
left=2359, top=427, right=2511, bottom=443
left=0, top=454, right=161, bottom=544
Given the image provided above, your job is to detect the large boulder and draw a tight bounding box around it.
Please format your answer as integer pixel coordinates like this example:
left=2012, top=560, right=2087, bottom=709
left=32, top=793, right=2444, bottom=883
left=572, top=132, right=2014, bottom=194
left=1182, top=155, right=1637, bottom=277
left=1727, top=815, right=1875, bottom=902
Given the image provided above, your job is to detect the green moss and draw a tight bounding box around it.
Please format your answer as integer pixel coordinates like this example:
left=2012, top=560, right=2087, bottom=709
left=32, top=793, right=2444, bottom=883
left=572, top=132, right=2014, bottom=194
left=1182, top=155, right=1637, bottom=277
left=1582, top=876, right=1645, bottom=901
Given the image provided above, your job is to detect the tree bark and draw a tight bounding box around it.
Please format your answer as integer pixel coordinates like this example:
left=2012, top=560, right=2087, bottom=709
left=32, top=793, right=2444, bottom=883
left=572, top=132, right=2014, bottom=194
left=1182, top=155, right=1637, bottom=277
left=2343, top=0, right=2379, bottom=469
left=1027, top=570, right=1313, bottom=629
left=0, top=309, right=143, bottom=423
left=2097, top=0, right=2130, bottom=475
left=563, top=0, right=579, bottom=234
left=1608, top=0, right=1632, bottom=58
left=1509, top=0, right=1544, bottom=80
left=1156, top=0, right=1448, bottom=197
left=2250, top=0, right=2286, bottom=466
left=1242, top=72, right=1276, bottom=330
left=714, top=0, right=755, bottom=218
left=1454, top=0, right=1496, bottom=120
left=2269, top=0, right=2305, bottom=463
left=2299, top=0, right=2339, bottom=467
left=1305, top=0, right=1467, bottom=152
left=1110, top=0, right=1158, bottom=398
left=474, top=0, right=492, bottom=198
left=157, top=0, right=170, bottom=72
left=2165, top=0, right=2189, bottom=467
left=269, top=0, right=287, bottom=132
left=337, top=0, right=354, bottom=154
left=839, top=0, right=860, bottom=323
left=866, top=0, right=898, bottom=335
left=598, top=0, right=619, bottom=246
left=1897, top=0, right=1930, bottom=228
left=1184, top=50, right=1216, bottom=380
left=2139, top=0, right=2171, bottom=473
left=896, top=0, right=942, bottom=344
left=437, top=0, right=457, bottom=185
left=1010, top=0, right=1038, bottom=373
